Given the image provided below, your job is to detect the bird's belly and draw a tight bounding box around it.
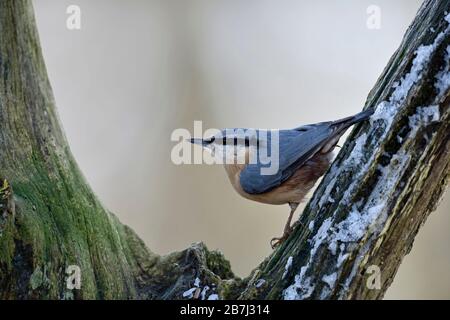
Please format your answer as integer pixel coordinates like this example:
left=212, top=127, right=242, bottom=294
left=243, top=186, right=305, bottom=205
left=239, top=178, right=312, bottom=205
left=224, top=152, right=332, bottom=206
left=226, top=168, right=314, bottom=205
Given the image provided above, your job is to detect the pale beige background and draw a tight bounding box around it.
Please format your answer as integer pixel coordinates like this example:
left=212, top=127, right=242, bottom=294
left=32, top=0, right=449, bottom=299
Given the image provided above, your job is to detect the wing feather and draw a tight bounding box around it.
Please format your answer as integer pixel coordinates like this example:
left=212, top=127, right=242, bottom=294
left=239, top=109, right=373, bottom=194
left=240, top=125, right=333, bottom=194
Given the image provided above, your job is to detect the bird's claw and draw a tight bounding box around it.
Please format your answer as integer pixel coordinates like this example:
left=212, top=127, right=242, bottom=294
left=270, top=236, right=288, bottom=249
left=270, top=221, right=305, bottom=249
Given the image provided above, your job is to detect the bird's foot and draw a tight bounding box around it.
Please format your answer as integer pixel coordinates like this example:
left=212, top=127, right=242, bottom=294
left=270, top=221, right=304, bottom=249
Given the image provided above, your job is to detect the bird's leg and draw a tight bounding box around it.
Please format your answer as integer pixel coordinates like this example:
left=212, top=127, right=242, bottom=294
left=270, top=203, right=299, bottom=249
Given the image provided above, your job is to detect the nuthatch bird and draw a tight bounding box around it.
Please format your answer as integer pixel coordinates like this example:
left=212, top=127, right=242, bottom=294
left=189, top=109, right=373, bottom=248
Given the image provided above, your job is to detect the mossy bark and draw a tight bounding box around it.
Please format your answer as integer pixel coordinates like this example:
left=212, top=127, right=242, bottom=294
left=0, top=0, right=448, bottom=300
left=0, top=0, right=239, bottom=300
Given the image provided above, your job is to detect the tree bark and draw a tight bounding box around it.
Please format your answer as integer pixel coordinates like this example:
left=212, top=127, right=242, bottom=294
left=0, top=0, right=449, bottom=300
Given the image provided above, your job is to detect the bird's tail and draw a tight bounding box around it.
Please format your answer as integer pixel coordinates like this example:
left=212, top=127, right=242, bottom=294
left=316, top=108, right=374, bottom=154
left=331, top=108, right=374, bottom=130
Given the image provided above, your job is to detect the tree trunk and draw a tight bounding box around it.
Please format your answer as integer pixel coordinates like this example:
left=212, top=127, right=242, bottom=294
left=0, top=0, right=449, bottom=300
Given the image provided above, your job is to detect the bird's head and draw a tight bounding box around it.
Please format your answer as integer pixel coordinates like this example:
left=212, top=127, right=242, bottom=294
left=189, top=128, right=260, bottom=165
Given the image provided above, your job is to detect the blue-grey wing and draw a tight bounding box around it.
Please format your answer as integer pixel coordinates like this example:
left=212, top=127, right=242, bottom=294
left=239, top=124, right=333, bottom=194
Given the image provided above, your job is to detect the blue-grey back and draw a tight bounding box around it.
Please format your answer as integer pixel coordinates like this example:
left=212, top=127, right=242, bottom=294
left=239, top=123, right=334, bottom=194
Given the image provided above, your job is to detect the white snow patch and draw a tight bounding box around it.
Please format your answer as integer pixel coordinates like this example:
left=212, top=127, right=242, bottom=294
left=408, top=105, right=440, bottom=136
left=435, top=46, right=450, bottom=98
left=390, top=44, right=434, bottom=104
left=255, top=279, right=266, bottom=288
left=182, top=287, right=197, bottom=298
left=207, top=294, right=219, bottom=300
left=367, top=203, right=386, bottom=219
left=370, top=101, right=397, bottom=127
left=200, top=286, right=209, bottom=300
left=317, top=131, right=368, bottom=209
left=433, top=14, right=450, bottom=97
left=311, top=218, right=333, bottom=256
left=372, top=151, right=410, bottom=202
left=318, top=176, right=338, bottom=208
left=337, top=251, right=349, bottom=268
left=329, top=241, right=337, bottom=255
left=344, top=133, right=368, bottom=166
left=182, top=277, right=202, bottom=298
left=326, top=204, right=383, bottom=256
left=282, top=256, right=294, bottom=279
left=308, top=220, right=315, bottom=231
left=322, top=273, right=337, bottom=288
left=283, top=266, right=315, bottom=300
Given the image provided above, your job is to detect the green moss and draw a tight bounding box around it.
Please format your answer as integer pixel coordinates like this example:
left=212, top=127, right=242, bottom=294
left=206, top=250, right=234, bottom=280
left=29, top=265, right=45, bottom=290
left=0, top=151, right=146, bottom=299
left=0, top=0, right=246, bottom=301
left=0, top=179, right=16, bottom=270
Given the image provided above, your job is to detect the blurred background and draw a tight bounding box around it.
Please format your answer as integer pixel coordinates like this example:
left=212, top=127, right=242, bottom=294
left=32, top=0, right=449, bottom=299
